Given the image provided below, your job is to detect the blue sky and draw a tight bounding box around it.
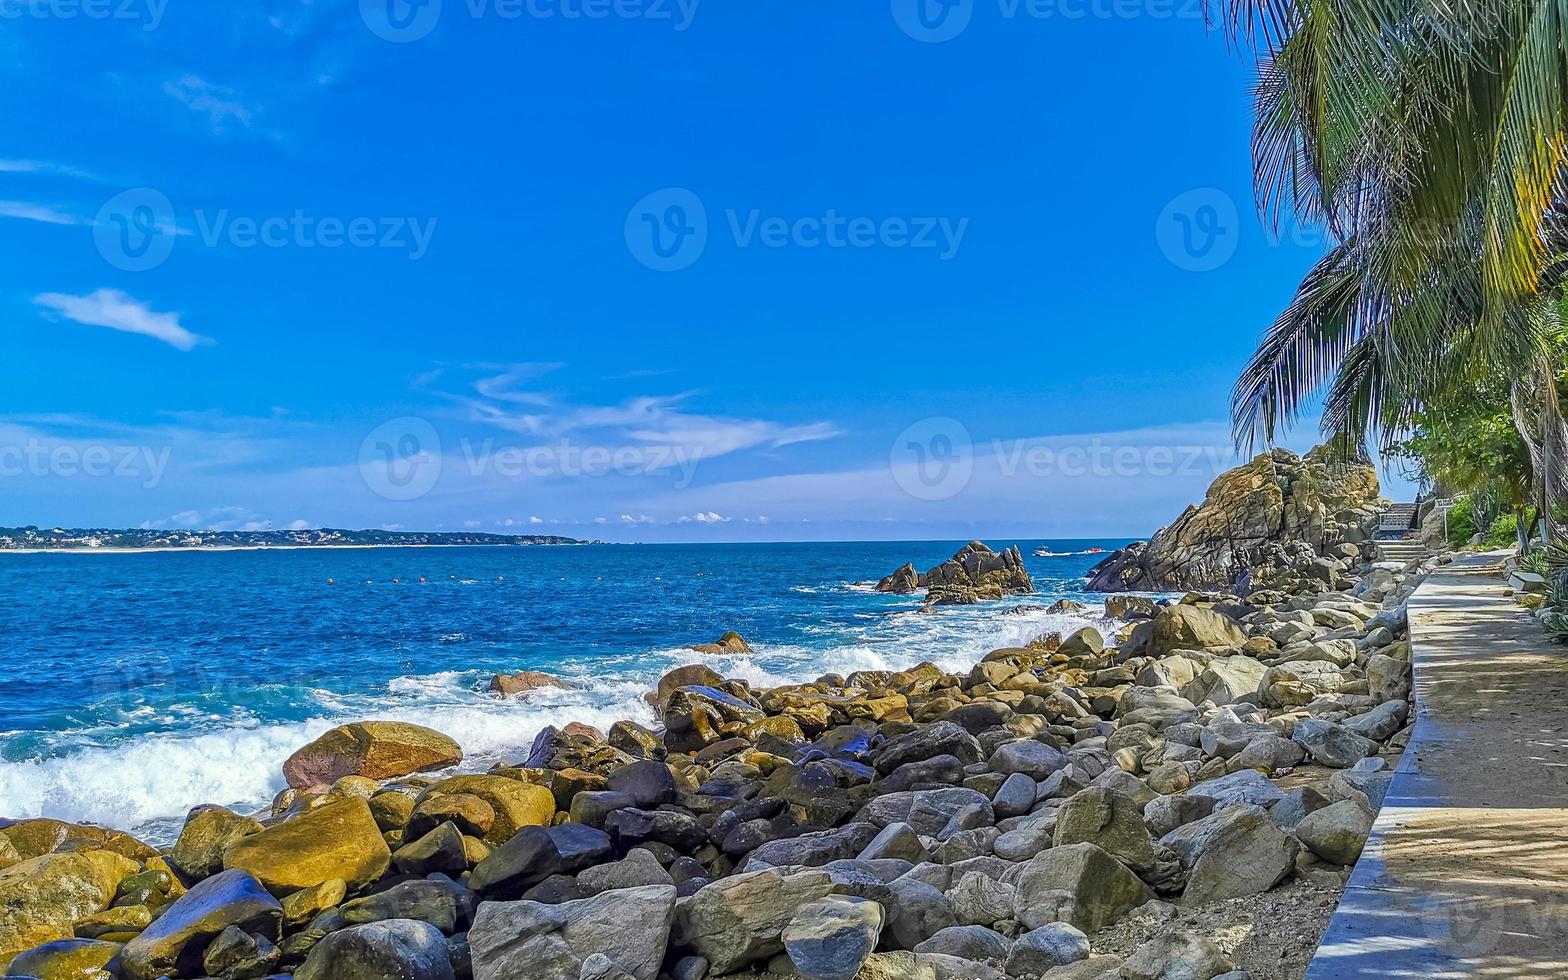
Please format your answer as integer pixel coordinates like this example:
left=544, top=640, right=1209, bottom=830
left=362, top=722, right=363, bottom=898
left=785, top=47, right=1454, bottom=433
left=0, top=0, right=1418, bottom=542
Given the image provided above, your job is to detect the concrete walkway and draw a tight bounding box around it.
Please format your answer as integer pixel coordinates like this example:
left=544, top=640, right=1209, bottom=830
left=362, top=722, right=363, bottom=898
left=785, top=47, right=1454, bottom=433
left=1305, top=552, right=1568, bottom=978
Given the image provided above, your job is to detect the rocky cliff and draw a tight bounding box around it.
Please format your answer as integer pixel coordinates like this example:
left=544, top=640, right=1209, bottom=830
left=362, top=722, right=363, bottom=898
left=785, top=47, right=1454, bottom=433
left=876, top=541, right=1034, bottom=605
left=1086, top=446, right=1386, bottom=592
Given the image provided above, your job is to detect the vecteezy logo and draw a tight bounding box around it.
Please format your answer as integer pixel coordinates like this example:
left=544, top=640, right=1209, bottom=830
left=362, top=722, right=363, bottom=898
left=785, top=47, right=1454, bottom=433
left=891, top=416, right=974, bottom=501
left=1156, top=187, right=1239, bottom=272
left=891, top=0, right=972, bottom=42
left=359, top=417, right=443, bottom=501
left=625, top=188, right=708, bottom=272
left=360, top=0, right=442, bottom=42
left=93, top=188, right=177, bottom=272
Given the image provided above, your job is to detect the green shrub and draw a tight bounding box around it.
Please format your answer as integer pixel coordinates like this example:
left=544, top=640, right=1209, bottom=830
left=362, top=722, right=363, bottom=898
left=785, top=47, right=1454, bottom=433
left=1486, top=513, right=1520, bottom=548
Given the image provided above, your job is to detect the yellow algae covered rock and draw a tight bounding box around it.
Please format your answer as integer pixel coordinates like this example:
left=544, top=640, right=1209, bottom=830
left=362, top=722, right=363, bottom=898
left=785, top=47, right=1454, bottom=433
left=282, top=721, right=462, bottom=791
left=415, top=774, right=555, bottom=845
left=221, top=798, right=390, bottom=896
left=0, top=850, right=139, bottom=961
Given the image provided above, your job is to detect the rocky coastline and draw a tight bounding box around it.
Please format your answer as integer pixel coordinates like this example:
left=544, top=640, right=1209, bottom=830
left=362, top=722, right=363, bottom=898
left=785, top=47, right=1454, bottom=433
left=0, top=540, right=1434, bottom=980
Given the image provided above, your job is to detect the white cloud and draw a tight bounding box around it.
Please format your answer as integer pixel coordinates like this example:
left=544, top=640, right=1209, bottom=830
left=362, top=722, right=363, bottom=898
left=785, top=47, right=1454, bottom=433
left=34, top=289, right=209, bottom=351
left=165, top=75, right=256, bottom=131
left=463, top=520, right=481, bottom=528
left=0, top=159, right=100, bottom=180
left=529, top=516, right=544, bottom=525
left=0, top=200, right=81, bottom=226
left=287, top=519, right=311, bottom=530
left=677, top=511, right=730, bottom=524
left=620, top=513, right=655, bottom=524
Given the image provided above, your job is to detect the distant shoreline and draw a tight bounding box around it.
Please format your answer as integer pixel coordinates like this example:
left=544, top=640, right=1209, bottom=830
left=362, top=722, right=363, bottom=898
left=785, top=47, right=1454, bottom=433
left=0, top=542, right=598, bottom=556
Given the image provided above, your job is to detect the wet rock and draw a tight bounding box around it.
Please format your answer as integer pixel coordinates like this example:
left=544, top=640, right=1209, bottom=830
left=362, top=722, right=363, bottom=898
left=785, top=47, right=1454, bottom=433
left=414, top=775, right=556, bottom=845
left=689, top=631, right=751, bottom=655
left=876, top=562, right=921, bottom=594
left=406, top=792, right=495, bottom=841
left=782, top=895, right=884, bottom=980
left=202, top=924, right=281, bottom=979
left=525, top=726, right=637, bottom=776
left=0, top=850, right=139, bottom=962
left=5, top=938, right=121, bottom=978
left=222, top=797, right=391, bottom=896
left=393, top=822, right=469, bottom=877
left=469, top=824, right=612, bottom=899
left=342, top=879, right=458, bottom=934
left=171, top=806, right=266, bottom=881
left=607, top=760, right=679, bottom=809
left=923, top=542, right=1033, bottom=605
left=874, top=722, right=982, bottom=775
left=488, top=670, right=568, bottom=696
left=119, top=869, right=282, bottom=980
left=295, top=918, right=456, bottom=980
left=283, top=721, right=462, bottom=791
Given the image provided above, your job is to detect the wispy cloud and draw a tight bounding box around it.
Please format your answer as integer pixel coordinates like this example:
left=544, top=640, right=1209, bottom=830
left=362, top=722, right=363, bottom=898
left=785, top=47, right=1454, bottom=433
left=165, top=75, right=257, bottom=132
left=0, top=200, right=81, bottom=226
left=430, top=363, right=841, bottom=464
left=34, top=289, right=211, bottom=351
left=0, top=159, right=101, bottom=181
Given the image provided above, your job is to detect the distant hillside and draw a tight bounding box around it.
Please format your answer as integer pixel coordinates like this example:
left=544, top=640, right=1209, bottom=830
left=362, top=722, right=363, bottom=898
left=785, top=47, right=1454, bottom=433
left=0, top=526, right=595, bottom=551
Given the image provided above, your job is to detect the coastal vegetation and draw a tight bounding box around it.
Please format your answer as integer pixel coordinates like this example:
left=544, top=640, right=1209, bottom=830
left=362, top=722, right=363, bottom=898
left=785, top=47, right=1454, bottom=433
left=0, top=527, right=591, bottom=552
left=1222, top=0, right=1568, bottom=548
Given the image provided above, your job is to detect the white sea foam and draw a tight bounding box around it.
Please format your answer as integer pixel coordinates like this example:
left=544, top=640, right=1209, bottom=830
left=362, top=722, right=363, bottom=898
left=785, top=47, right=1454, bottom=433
left=0, top=597, right=1114, bottom=843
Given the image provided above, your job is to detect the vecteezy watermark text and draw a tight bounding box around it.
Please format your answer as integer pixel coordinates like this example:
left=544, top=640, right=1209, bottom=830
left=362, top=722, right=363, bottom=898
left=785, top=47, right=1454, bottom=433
left=626, top=187, right=969, bottom=271
left=893, top=0, right=1201, bottom=43
left=359, top=0, right=699, bottom=43
left=0, top=439, right=170, bottom=489
left=358, top=418, right=707, bottom=501
left=0, top=0, right=167, bottom=30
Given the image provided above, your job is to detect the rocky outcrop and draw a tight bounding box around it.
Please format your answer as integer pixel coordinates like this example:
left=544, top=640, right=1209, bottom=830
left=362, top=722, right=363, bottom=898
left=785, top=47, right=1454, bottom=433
left=489, top=671, right=569, bottom=696
left=876, top=542, right=1034, bottom=604
left=1087, top=446, right=1385, bottom=592
left=688, top=631, right=751, bottom=655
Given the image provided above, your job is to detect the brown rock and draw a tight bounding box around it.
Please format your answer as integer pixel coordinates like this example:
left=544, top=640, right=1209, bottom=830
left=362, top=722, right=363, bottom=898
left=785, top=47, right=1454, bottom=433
left=221, top=797, right=391, bottom=896
left=282, top=721, right=463, bottom=791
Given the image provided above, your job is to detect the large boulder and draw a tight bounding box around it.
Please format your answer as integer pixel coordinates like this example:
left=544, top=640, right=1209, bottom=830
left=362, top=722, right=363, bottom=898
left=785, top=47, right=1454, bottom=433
left=1085, top=446, right=1380, bottom=591
left=282, top=721, right=462, bottom=791
left=171, top=805, right=265, bottom=881
left=854, top=789, right=993, bottom=837
left=489, top=670, right=569, bottom=696
left=221, top=797, right=391, bottom=896
left=119, top=869, right=282, bottom=980
left=295, top=918, right=456, bottom=980
left=876, top=562, right=920, bottom=594
left=1159, top=804, right=1299, bottom=904
left=469, top=884, right=676, bottom=980
left=1014, top=843, right=1153, bottom=934
left=672, top=868, right=835, bottom=973
left=1295, top=800, right=1374, bottom=865
left=5, top=938, right=122, bottom=979
left=0, top=850, right=139, bottom=961
left=1180, top=657, right=1267, bottom=706
left=469, top=824, right=612, bottom=899
left=923, top=542, right=1033, bottom=605
left=1148, top=606, right=1246, bottom=655
left=1053, top=787, right=1157, bottom=873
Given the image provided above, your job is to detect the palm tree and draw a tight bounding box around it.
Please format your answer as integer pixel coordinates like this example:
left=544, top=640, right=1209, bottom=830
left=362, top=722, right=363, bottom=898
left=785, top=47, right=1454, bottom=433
left=1217, top=0, right=1568, bottom=535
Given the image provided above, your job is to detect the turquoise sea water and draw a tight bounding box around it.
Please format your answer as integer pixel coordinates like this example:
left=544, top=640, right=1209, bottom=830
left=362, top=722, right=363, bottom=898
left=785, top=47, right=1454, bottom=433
left=0, top=539, right=1131, bottom=841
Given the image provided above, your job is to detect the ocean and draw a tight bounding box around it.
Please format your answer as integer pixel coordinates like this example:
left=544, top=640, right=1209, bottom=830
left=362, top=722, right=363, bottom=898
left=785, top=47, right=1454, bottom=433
left=0, top=539, right=1132, bottom=842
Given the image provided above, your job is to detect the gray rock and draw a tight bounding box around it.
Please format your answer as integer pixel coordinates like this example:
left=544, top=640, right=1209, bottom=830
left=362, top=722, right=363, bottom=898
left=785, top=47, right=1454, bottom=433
left=858, top=822, right=930, bottom=864
left=1159, top=805, right=1298, bottom=905
left=1186, top=769, right=1284, bottom=808
left=471, top=884, right=676, bottom=980
left=914, top=925, right=1011, bottom=962
left=1200, top=722, right=1279, bottom=759
left=1120, top=933, right=1233, bottom=980
left=782, top=895, right=885, bottom=980
left=992, top=773, right=1038, bottom=818
left=1328, top=767, right=1393, bottom=812
left=1143, top=793, right=1215, bottom=838
left=945, top=872, right=1016, bottom=927
left=875, top=722, right=983, bottom=775
left=119, top=868, right=282, bottom=980
left=576, top=848, right=674, bottom=895
left=297, top=919, right=456, bottom=980
left=1230, top=735, right=1306, bottom=772
left=920, top=952, right=1008, bottom=980
left=882, top=877, right=961, bottom=950
left=1342, top=700, right=1408, bottom=741
left=1006, top=922, right=1090, bottom=975
left=470, top=824, right=612, bottom=899
left=1014, top=842, right=1153, bottom=933
left=1365, top=654, right=1413, bottom=702
left=202, top=925, right=281, bottom=979
left=607, top=760, right=679, bottom=808
left=672, top=870, right=832, bottom=973
left=1291, top=719, right=1377, bottom=768
left=990, top=740, right=1071, bottom=779
left=342, top=879, right=458, bottom=933
left=994, top=810, right=1058, bottom=862
left=1181, top=658, right=1267, bottom=707
left=1053, top=787, right=1156, bottom=872
left=855, top=789, right=994, bottom=838
left=1295, top=800, right=1373, bottom=865
left=1271, top=787, right=1330, bottom=832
